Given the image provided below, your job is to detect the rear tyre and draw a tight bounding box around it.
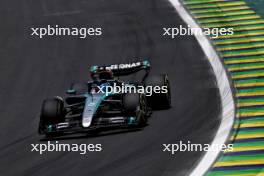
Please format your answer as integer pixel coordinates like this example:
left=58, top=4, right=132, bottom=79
left=144, top=74, right=171, bottom=109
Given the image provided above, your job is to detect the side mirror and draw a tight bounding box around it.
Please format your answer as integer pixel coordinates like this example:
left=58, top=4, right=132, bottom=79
left=66, top=89, right=76, bottom=95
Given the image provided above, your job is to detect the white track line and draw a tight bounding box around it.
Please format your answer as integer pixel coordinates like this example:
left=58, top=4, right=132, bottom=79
left=168, top=0, right=235, bottom=175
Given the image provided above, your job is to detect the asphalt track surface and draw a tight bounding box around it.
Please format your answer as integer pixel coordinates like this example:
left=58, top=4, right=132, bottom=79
left=0, top=0, right=221, bottom=176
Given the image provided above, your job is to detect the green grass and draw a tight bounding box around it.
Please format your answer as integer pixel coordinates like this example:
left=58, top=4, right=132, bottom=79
left=243, top=0, right=264, bottom=18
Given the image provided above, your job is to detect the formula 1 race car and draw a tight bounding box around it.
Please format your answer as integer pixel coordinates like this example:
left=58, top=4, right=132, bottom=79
left=38, top=60, right=171, bottom=137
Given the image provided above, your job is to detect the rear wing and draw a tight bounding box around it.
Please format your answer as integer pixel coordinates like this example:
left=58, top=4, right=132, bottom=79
left=90, top=60, right=150, bottom=76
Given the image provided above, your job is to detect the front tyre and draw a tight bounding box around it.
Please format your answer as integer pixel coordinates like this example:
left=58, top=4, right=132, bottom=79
left=144, top=74, right=171, bottom=109
left=123, top=93, right=148, bottom=126
left=38, top=97, right=65, bottom=134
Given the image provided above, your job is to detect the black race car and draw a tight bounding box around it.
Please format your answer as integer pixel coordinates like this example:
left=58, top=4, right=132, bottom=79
left=38, top=60, right=171, bottom=137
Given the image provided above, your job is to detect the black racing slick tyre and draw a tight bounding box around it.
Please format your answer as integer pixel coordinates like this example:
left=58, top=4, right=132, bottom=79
left=123, top=93, right=147, bottom=126
left=40, top=97, right=65, bottom=126
left=123, top=93, right=140, bottom=114
left=144, top=74, right=171, bottom=109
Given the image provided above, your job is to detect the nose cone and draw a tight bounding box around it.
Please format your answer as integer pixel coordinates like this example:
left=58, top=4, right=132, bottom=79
left=82, top=94, right=103, bottom=128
